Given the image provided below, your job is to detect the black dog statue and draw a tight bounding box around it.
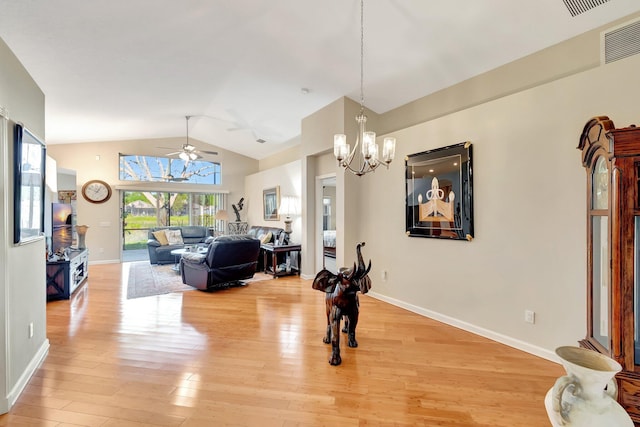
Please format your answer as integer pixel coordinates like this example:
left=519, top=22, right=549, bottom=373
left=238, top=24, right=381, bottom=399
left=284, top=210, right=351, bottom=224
left=312, top=242, right=371, bottom=365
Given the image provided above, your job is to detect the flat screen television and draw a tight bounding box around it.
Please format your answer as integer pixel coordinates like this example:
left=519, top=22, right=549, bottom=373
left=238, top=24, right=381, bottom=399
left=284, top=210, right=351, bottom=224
left=51, top=203, right=74, bottom=253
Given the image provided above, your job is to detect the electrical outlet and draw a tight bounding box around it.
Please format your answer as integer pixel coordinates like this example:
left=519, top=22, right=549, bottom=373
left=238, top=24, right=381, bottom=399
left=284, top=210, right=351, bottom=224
left=28, top=322, right=33, bottom=338
left=524, top=310, right=535, bottom=324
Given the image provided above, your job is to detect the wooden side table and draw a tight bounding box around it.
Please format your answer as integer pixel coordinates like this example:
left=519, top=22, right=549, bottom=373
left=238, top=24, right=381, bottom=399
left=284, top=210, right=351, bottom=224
left=261, top=243, right=301, bottom=278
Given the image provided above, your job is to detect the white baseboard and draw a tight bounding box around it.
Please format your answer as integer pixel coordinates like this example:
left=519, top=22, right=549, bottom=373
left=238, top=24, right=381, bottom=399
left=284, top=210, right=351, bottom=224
left=7, top=338, right=49, bottom=409
left=366, top=291, right=559, bottom=364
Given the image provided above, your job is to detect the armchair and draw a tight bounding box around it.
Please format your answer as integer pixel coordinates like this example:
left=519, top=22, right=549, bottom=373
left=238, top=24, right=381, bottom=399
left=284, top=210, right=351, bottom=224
left=180, top=235, right=261, bottom=291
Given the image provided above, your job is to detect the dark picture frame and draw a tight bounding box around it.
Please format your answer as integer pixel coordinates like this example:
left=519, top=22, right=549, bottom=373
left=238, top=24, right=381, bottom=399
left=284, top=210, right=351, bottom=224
left=263, top=186, right=280, bottom=221
left=405, top=142, right=474, bottom=240
left=13, top=123, right=46, bottom=244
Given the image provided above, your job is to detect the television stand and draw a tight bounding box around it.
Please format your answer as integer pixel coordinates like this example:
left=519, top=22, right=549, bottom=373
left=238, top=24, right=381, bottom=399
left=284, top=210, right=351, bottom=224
left=46, top=248, right=89, bottom=301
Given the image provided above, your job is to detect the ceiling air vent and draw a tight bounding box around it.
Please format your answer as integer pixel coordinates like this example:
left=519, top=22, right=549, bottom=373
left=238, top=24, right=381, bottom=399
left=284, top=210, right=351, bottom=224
left=563, top=0, right=610, bottom=17
left=602, top=18, right=640, bottom=64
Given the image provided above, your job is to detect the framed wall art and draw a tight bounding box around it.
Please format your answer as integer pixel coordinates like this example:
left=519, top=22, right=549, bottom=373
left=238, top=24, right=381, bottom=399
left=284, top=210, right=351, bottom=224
left=263, top=186, right=280, bottom=221
left=405, top=142, right=474, bottom=241
left=13, top=123, right=46, bottom=245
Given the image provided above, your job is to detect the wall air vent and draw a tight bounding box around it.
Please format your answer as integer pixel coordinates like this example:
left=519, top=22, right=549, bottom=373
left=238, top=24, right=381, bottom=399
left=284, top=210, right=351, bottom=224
left=602, top=18, right=640, bottom=64
left=562, top=0, right=610, bottom=17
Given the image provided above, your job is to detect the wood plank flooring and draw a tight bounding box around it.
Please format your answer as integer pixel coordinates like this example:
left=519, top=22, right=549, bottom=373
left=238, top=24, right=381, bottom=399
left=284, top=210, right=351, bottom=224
left=0, top=262, right=563, bottom=426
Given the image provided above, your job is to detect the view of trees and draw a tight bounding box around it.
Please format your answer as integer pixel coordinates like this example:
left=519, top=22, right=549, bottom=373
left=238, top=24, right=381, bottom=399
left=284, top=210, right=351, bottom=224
left=122, top=191, right=224, bottom=250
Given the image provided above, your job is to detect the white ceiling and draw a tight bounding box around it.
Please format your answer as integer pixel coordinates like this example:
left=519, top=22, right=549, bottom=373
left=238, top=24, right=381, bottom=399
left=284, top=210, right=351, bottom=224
left=1, top=0, right=639, bottom=160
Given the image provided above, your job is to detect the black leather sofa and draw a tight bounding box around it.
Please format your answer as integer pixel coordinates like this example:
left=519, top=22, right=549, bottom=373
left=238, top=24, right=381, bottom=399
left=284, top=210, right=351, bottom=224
left=147, top=226, right=212, bottom=264
left=180, top=235, right=261, bottom=291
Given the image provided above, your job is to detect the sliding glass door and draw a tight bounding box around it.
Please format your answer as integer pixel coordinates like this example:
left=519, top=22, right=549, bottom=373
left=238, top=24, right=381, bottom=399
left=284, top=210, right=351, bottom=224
left=122, top=191, right=226, bottom=260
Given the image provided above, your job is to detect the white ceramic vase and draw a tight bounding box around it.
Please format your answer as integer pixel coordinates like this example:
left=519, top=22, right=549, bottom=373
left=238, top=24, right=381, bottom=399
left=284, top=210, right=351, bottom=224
left=545, top=346, right=633, bottom=427
left=76, top=225, right=89, bottom=250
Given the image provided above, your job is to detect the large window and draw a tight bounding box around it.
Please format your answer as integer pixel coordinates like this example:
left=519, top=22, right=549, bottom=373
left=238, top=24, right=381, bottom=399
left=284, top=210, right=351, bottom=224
left=119, top=154, right=221, bottom=185
left=122, top=191, right=227, bottom=250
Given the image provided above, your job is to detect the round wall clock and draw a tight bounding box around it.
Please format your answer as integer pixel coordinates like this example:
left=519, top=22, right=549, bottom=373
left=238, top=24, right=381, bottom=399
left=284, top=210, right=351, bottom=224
left=81, top=179, right=112, bottom=204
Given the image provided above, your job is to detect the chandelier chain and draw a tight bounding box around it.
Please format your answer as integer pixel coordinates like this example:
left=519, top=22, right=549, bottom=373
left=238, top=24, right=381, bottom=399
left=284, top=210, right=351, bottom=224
left=360, top=0, right=365, bottom=110
left=332, top=0, right=396, bottom=176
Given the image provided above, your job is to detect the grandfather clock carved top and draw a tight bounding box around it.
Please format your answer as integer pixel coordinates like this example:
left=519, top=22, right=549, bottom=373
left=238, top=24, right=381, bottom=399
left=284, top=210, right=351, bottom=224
left=578, top=116, right=640, bottom=424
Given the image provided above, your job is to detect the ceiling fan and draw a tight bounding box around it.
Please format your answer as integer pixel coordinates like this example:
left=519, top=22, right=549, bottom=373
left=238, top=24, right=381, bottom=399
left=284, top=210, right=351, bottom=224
left=159, top=115, right=219, bottom=161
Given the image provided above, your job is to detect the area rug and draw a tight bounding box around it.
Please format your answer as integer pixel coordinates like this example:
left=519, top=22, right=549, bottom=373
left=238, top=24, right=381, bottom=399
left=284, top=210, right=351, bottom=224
left=126, top=261, right=274, bottom=299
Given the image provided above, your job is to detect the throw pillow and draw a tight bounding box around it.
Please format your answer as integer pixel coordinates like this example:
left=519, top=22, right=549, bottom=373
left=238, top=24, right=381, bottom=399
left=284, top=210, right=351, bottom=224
left=165, top=229, right=184, bottom=245
left=260, top=231, right=272, bottom=244
left=152, top=230, right=169, bottom=246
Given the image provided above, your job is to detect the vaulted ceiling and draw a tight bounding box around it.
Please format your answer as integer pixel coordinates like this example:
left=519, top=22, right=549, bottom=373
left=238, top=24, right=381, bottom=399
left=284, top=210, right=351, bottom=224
left=1, top=0, right=639, bottom=159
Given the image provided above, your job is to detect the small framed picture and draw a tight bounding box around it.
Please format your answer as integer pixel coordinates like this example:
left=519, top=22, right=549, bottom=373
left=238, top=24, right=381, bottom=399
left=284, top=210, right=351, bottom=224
left=278, top=232, right=287, bottom=246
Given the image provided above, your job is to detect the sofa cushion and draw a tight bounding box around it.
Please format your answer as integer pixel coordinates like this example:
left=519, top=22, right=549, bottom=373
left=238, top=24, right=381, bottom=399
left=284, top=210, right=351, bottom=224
left=248, top=226, right=284, bottom=244
left=182, top=226, right=208, bottom=245
left=258, top=231, right=272, bottom=244
left=165, top=229, right=184, bottom=245
left=152, top=230, right=169, bottom=245
left=182, top=252, right=206, bottom=264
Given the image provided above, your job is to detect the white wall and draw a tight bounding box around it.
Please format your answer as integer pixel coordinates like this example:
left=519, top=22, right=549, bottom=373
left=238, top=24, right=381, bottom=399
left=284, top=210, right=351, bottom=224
left=353, top=54, right=640, bottom=360
left=245, top=160, right=302, bottom=239
left=0, top=37, right=49, bottom=413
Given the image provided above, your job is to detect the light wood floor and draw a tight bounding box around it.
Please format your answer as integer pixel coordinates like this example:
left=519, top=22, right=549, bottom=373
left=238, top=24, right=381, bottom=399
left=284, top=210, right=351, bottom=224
left=1, top=263, right=563, bottom=426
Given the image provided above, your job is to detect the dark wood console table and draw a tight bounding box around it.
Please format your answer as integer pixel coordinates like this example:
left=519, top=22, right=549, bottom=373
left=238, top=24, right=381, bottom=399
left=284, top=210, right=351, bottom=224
left=46, top=248, right=89, bottom=301
left=261, top=243, right=301, bottom=278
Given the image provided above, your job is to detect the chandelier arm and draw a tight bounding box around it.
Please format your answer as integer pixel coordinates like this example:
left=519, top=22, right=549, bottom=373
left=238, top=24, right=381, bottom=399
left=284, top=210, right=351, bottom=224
left=342, top=160, right=384, bottom=176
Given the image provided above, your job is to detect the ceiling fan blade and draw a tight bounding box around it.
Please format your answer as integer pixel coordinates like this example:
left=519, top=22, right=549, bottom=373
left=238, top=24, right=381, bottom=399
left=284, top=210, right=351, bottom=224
left=199, top=150, right=218, bottom=155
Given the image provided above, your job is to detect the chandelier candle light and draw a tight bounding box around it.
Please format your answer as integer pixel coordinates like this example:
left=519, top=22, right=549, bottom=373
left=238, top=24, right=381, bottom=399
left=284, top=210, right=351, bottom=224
left=334, top=0, right=396, bottom=176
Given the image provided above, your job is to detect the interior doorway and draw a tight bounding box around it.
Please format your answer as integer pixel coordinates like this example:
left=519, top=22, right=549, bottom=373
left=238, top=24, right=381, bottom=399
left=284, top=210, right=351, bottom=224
left=317, top=175, right=337, bottom=273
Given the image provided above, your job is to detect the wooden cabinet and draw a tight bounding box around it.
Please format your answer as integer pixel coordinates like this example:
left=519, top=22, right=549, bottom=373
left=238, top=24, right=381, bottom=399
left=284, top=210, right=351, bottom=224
left=578, top=117, right=640, bottom=423
left=46, top=249, right=88, bottom=300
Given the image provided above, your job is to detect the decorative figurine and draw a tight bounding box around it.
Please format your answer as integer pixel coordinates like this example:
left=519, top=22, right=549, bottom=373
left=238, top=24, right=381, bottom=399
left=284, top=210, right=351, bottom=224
left=232, top=197, right=244, bottom=222
left=312, top=242, right=372, bottom=365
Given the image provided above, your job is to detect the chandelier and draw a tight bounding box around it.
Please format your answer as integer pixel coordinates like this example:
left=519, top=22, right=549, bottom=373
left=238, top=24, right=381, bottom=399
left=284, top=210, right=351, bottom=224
left=333, top=0, right=396, bottom=176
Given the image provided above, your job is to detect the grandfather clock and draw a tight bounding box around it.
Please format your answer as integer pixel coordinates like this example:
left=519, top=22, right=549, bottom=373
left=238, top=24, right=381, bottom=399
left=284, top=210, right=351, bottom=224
left=578, top=116, right=640, bottom=422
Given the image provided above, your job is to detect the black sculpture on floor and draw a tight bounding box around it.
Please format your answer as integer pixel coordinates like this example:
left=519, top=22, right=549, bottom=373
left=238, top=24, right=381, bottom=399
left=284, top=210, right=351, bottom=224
left=312, top=242, right=372, bottom=365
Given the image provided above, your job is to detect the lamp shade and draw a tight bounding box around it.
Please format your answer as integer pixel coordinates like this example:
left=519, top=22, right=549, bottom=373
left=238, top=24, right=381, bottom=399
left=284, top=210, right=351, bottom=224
left=279, top=196, right=299, bottom=217
left=216, top=209, right=229, bottom=221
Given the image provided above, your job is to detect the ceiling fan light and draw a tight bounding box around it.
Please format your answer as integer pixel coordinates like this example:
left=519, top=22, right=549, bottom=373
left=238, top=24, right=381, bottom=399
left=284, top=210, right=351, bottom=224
left=188, top=152, right=198, bottom=161
left=179, top=152, right=189, bottom=161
